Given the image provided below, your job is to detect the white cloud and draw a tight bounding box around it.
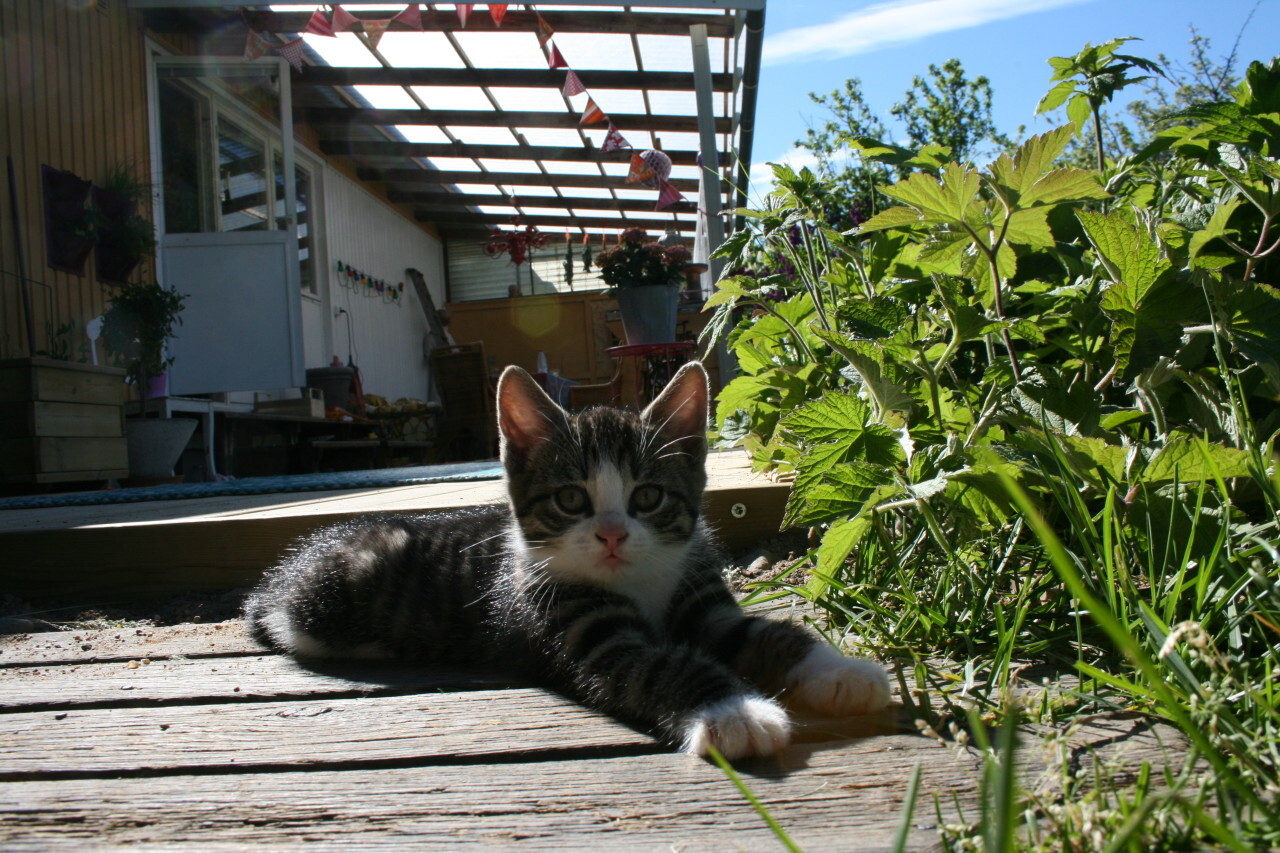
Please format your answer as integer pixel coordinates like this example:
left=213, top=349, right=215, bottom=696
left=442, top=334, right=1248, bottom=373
left=763, top=0, right=1094, bottom=65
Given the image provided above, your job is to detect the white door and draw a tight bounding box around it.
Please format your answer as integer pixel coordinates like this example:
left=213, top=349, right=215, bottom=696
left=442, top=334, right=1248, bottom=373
left=152, top=57, right=304, bottom=396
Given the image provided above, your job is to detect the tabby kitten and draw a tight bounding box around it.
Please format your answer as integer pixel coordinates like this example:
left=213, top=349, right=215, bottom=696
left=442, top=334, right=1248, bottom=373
left=244, top=362, right=890, bottom=759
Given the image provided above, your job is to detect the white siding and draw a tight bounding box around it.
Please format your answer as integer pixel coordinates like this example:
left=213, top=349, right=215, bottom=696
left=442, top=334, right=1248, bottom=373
left=319, top=165, right=446, bottom=402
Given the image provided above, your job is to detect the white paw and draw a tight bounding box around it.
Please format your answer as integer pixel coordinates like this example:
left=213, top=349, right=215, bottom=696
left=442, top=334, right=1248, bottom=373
left=681, top=695, right=791, bottom=760
left=787, top=644, right=892, bottom=716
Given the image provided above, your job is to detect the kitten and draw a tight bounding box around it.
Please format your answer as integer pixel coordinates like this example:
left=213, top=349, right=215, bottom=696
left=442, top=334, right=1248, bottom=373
left=244, top=362, right=890, bottom=759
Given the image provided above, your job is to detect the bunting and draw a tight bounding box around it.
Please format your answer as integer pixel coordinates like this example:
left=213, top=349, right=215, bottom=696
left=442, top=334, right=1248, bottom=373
left=655, top=180, right=685, bottom=211
left=392, top=4, right=422, bottom=30
left=535, top=12, right=555, bottom=46
left=304, top=8, right=336, bottom=37
left=579, top=97, right=607, bottom=125
left=275, top=37, right=307, bottom=72
left=243, top=29, right=271, bottom=61
left=625, top=153, right=657, bottom=185
left=600, top=122, right=630, bottom=152
left=456, top=4, right=473, bottom=27
left=362, top=17, right=391, bottom=49
left=489, top=4, right=508, bottom=26
left=546, top=43, right=568, bottom=70
left=562, top=69, right=586, bottom=97
left=331, top=5, right=361, bottom=32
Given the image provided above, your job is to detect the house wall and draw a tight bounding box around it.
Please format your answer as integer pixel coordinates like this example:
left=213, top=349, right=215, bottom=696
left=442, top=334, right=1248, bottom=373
left=319, top=163, right=447, bottom=403
left=0, top=1, right=152, bottom=359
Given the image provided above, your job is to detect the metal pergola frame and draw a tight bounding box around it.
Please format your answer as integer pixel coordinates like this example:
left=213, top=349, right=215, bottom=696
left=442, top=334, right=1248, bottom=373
left=130, top=1, right=766, bottom=243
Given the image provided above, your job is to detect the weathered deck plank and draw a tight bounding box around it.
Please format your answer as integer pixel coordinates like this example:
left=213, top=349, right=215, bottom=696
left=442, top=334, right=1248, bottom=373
left=0, top=737, right=971, bottom=851
left=0, top=654, right=519, bottom=711
left=0, top=689, right=662, bottom=779
left=0, top=623, right=258, bottom=667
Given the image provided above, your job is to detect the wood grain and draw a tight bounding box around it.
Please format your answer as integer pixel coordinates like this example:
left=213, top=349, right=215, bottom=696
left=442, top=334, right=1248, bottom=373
left=0, top=737, right=974, bottom=851
left=0, top=623, right=259, bottom=668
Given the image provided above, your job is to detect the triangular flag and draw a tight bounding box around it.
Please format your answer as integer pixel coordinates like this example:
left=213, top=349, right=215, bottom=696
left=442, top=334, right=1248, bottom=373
left=562, top=69, right=586, bottom=97
left=392, top=4, right=422, bottom=30
left=600, top=122, right=630, bottom=152
left=331, top=6, right=361, bottom=32
left=546, top=42, right=567, bottom=70
left=244, top=29, right=271, bottom=61
left=304, top=9, right=336, bottom=37
left=489, top=4, right=508, bottom=26
left=579, top=97, right=606, bottom=125
left=625, top=152, right=657, bottom=185
left=362, top=18, right=391, bottom=50
left=655, top=180, right=685, bottom=210
left=274, top=37, right=306, bottom=72
left=457, top=4, right=473, bottom=27
left=536, top=12, right=555, bottom=46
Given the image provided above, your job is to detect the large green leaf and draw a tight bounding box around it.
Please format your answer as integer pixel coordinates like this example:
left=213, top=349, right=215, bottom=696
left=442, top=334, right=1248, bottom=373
left=857, top=205, right=925, bottom=234
left=783, top=461, right=895, bottom=528
left=1076, top=209, right=1167, bottom=293
left=1142, top=433, right=1252, bottom=483
left=815, top=515, right=875, bottom=576
left=880, top=162, right=981, bottom=225
left=989, top=125, right=1077, bottom=197
left=1020, top=169, right=1108, bottom=207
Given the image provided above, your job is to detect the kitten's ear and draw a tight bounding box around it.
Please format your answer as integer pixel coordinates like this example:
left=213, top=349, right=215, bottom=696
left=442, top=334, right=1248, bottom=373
left=497, top=365, right=565, bottom=466
left=642, top=361, right=708, bottom=461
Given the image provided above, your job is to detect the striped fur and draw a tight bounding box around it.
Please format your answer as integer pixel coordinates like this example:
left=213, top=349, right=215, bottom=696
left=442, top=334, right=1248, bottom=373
left=244, top=363, right=890, bottom=759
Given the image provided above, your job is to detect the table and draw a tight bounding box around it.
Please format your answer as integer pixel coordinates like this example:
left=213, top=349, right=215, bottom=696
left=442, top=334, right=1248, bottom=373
left=604, top=342, right=697, bottom=408
left=125, top=395, right=252, bottom=481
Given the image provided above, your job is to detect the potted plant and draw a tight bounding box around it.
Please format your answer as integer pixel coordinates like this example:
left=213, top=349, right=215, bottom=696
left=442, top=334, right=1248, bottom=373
left=596, top=228, right=691, bottom=344
left=41, top=165, right=96, bottom=274
left=101, top=280, right=187, bottom=399
left=92, top=163, right=157, bottom=285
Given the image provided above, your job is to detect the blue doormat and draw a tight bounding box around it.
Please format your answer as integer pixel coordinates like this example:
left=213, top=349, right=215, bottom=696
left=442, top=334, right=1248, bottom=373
left=0, top=461, right=505, bottom=511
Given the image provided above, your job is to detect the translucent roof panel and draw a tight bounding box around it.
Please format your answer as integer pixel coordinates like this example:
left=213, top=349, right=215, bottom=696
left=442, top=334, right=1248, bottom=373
left=487, top=87, right=572, bottom=113
left=446, top=126, right=521, bottom=144
left=519, top=128, right=590, bottom=147
left=395, top=125, right=453, bottom=144
left=548, top=33, right=639, bottom=71
left=451, top=32, right=547, bottom=68
left=376, top=32, right=466, bottom=67
left=478, top=159, right=544, bottom=174
left=409, top=86, right=496, bottom=110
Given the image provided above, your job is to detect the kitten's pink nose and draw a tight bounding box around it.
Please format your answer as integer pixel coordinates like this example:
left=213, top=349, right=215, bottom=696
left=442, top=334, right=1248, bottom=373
left=596, top=525, right=628, bottom=552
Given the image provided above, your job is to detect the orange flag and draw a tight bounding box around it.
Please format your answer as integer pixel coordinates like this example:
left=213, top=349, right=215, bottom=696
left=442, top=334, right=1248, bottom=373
left=362, top=18, right=391, bottom=49
left=625, top=153, right=657, bottom=185
left=535, top=12, right=554, bottom=46
left=580, top=97, right=607, bottom=125
left=489, top=4, right=508, bottom=26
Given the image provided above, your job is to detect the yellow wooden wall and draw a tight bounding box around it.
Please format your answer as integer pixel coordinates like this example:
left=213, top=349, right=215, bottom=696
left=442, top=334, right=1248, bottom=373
left=0, top=0, right=151, bottom=359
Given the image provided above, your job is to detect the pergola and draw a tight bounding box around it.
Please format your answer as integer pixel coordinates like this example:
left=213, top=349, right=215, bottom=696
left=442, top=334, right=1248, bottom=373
left=131, top=1, right=766, bottom=249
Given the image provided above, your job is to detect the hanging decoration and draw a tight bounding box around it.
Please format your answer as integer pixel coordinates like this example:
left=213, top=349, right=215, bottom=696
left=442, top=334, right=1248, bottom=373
left=361, top=18, right=391, bottom=49
left=483, top=219, right=549, bottom=268
left=335, top=261, right=405, bottom=304
left=331, top=5, right=361, bottom=32
left=562, top=69, right=585, bottom=97
left=392, top=3, right=423, bottom=30
left=600, top=122, right=630, bottom=153
left=655, top=180, right=685, bottom=211
left=275, top=38, right=307, bottom=72
left=243, top=29, right=271, bottom=61
left=546, top=43, right=568, bottom=70
left=305, top=9, right=336, bottom=37
left=489, top=4, right=508, bottom=26
left=456, top=4, right=473, bottom=27
left=536, top=12, right=555, bottom=45
left=579, top=98, right=607, bottom=125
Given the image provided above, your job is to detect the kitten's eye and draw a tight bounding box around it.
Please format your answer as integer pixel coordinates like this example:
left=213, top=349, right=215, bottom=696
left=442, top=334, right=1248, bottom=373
left=554, top=486, right=589, bottom=514
left=631, top=484, right=663, bottom=513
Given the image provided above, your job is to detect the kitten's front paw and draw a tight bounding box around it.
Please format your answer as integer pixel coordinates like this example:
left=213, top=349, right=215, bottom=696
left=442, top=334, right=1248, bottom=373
left=681, top=695, right=790, bottom=760
left=787, top=644, right=892, bottom=716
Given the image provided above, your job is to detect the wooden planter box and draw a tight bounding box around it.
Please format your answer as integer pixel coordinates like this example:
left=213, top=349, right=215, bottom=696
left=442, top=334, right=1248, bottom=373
left=0, top=357, right=129, bottom=484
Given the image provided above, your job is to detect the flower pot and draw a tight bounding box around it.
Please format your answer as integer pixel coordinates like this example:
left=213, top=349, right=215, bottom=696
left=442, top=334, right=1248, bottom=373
left=616, top=283, right=679, bottom=345
left=41, top=166, right=94, bottom=275
left=144, top=372, right=168, bottom=400
left=125, top=417, right=197, bottom=479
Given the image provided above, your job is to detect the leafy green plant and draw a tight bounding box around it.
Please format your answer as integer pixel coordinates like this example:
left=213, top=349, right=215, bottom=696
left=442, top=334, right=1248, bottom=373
left=707, top=42, right=1280, bottom=849
left=101, top=281, right=187, bottom=389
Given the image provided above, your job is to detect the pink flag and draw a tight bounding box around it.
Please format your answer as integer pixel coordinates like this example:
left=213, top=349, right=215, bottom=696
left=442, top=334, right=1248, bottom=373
left=331, top=6, right=361, bottom=32
left=244, top=30, right=271, bottom=61
left=362, top=18, right=391, bottom=49
left=535, top=12, right=554, bottom=46
left=304, top=9, right=336, bottom=37
left=274, top=37, right=306, bottom=72
left=655, top=180, right=685, bottom=210
left=600, top=122, right=630, bottom=152
left=456, top=4, right=473, bottom=27
left=546, top=43, right=567, bottom=70
left=489, top=4, right=508, bottom=26
left=562, top=69, right=585, bottom=97
left=579, top=98, right=607, bottom=125
left=392, top=4, right=422, bottom=30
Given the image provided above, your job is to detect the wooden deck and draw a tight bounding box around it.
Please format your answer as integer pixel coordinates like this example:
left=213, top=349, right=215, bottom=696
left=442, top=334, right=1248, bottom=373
left=0, top=450, right=787, bottom=600
left=0, top=620, right=963, bottom=850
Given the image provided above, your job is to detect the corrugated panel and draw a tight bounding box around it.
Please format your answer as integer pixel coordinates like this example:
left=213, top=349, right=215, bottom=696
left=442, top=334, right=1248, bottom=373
left=0, top=2, right=152, bottom=359
left=447, top=238, right=606, bottom=303
left=321, top=163, right=446, bottom=402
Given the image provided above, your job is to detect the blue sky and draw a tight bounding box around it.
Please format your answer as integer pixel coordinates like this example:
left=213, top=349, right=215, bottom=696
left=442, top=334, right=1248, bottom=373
left=750, top=0, right=1278, bottom=193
